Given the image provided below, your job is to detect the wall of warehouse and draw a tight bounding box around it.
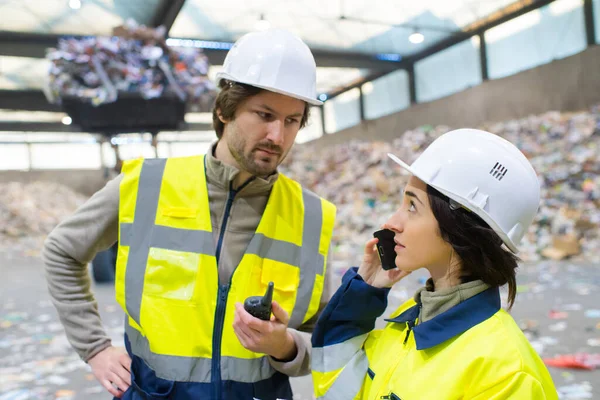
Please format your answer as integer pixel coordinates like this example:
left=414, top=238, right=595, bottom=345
left=315, top=44, right=600, bottom=146
left=3, top=44, right=600, bottom=196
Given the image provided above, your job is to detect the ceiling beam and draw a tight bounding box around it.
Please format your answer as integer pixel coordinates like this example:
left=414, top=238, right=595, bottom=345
left=0, top=88, right=216, bottom=116
left=0, top=30, right=399, bottom=71
left=0, top=31, right=57, bottom=59
left=0, top=121, right=78, bottom=132
left=0, top=121, right=212, bottom=133
left=0, top=90, right=60, bottom=112
left=179, top=44, right=400, bottom=70
left=150, top=0, right=188, bottom=33
left=325, top=0, right=558, bottom=100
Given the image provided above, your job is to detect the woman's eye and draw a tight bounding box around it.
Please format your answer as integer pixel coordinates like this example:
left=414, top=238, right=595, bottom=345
left=408, top=202, right=416, bottom=212
left=257, top=111, right=270, bottom=119
left=285, top=118, right=299, bottom=124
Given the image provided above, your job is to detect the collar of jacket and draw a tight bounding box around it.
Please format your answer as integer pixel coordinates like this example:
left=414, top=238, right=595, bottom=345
left=205, top=142, right=279, bottom=196
left=415, top=279, right=491, bottom=323
left=385, top=286, right=501, bottom=350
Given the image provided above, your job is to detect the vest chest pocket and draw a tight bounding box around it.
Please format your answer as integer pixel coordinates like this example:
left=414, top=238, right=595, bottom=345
left=161, top=206, right=199, bottom=219
left=142, top=207, right=208, bottom=302
left=144, top=247, right=200, bottom=301
left=260, top=258, right=300, bottom=316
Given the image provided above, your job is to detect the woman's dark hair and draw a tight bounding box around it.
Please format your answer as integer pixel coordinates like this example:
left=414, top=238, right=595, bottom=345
left=212, top=79, right=311, bottom=139
left=427, top=185, right=520, bottom=309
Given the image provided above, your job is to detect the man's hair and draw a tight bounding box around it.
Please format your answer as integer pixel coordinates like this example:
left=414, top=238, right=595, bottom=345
left=212, top=79, right=311, bottom=139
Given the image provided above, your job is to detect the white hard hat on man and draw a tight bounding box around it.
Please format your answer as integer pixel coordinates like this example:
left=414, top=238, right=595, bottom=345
left=216, top=28, right=322, bottom=106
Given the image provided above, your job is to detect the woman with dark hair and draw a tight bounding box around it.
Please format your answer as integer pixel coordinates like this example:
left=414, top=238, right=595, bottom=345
left=311, top=129, right=558, bottom=399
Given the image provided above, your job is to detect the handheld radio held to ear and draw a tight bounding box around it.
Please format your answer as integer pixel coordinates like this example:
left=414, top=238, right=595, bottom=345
left=244, top=281, right=274, bottom=320
left=373, top=229, right=397, bottom=271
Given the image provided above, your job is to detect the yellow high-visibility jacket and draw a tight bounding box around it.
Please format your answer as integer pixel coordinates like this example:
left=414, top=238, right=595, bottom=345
left=312, top=268, right=558, bottom=400
left=115, top=155, right=336, bottom=399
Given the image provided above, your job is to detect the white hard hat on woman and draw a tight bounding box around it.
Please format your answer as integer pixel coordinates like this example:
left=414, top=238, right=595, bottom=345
left=388, top=128, right=540, bottom=253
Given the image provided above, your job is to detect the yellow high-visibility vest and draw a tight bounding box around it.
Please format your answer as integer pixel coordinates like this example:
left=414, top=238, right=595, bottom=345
left=115, top=155, right=335, bottom=383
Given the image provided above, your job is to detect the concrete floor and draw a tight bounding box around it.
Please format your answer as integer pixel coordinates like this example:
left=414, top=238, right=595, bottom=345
left=1, top=252, right=599, bottom=399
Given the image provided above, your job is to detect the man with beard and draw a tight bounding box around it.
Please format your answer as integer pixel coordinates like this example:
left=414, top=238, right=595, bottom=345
left=43, top=29, right=336, bottom=400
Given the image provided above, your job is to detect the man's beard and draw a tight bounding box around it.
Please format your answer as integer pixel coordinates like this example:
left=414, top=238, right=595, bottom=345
left=228, top=137, right=283, bottom=177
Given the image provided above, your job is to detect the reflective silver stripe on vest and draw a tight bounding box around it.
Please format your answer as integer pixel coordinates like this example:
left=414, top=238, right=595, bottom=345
left=127, top=323, right=274, bottom=383
left=288, top=189, right=324, bottom=328
left=221, top=354, right=275, bottom=383
left=122, top=159, right=166, bottom=325
left=245, top=233, right=301, bottom=267
left=126, top=323, right=212, bottom=382
left=317, top=350, right=369, bottom=400
left=121, top=224, right=214, bottom=255
left=312, top=333, right=369, bottom=373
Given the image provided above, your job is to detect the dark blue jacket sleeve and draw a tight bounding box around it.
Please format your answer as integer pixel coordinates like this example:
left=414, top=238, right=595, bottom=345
left=312, top=267, right=390, bottom=348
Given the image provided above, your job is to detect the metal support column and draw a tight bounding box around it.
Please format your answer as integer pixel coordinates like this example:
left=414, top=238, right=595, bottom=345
left=27, top=142, right=33, bottom=171
left=151, top=132, right=159, bottom=158
left=99, top=139, right=108, bottom=179
left=584, top=0, right=596, bottom=46
left=358, top=86, right=366, bottom=121
left=479, top=32, right=489, bottom=81
left=407, top=64, right=417, bottom=105
left=320, top=105, right=327, bottom=135
left=151, top=0, right=187, bottom=33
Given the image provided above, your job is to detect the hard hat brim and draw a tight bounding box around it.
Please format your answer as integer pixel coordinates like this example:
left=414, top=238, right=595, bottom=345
left=387, top=153, right=520, bottom=254
left=387, top=153, right=413, bottom=175
left=216, top=73, right=323, bottom=106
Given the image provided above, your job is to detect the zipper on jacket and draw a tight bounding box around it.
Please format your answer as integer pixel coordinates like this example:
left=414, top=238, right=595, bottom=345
left=367, top=367, right=376, bottom=380
left=215, top=185, right=237, bottom=265
left=381, top=393, right=401, bottom=400
left=403, top=320, right=415, bottom=345
left=212, top=284, right=228, bottom=399
left=211, top=178, right=253, bottom=400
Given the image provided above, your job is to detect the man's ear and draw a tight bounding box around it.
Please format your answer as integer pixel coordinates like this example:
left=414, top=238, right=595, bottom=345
left=217, top=109, right=228, bottom=124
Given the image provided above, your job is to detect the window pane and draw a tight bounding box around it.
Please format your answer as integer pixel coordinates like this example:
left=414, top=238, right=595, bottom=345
left=30, top=143, right=101, bottom=169
left=157, top=143, right=171, bottom=158
left=118, top=143, right=156, bottom=160
left=101, top=142, right=116, bottom=169
left=416, top=37, right=482, bottom=103
left=363, top=70, right=410, bottom=120
left=486, top=0, right=586, bottom=79
left=296, top=107, right=323, bottom=144
left=0, top=144, right=29, bottom=170
left=170, top=142, right=212, bottom=157
left=324, top=88, right=361, bottom=133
